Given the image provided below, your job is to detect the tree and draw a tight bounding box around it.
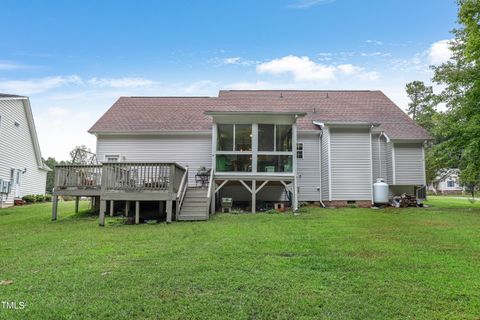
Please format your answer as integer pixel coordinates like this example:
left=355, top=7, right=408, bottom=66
left=431, top=0, right=480, bottom=197
left=44, top=157, right=58, bottom=193
left=405, top=81, right=439, bottom=132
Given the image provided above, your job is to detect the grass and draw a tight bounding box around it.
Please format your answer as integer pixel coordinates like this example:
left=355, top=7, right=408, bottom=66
left=0, top=197, right=479, bottom=319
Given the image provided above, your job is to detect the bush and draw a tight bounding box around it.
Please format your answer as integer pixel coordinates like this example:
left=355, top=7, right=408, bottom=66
left=22, top=195, right=36, bottom=203
left=35, top=194, right=45, bottom=202
left=44, top=194, right=52, bottom=202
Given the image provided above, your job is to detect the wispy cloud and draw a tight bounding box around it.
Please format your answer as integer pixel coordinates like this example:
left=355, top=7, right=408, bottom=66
left=288, top=0, right=336, bottom=9
left=87, top=77, right=158, bottom=88
left=211, top=56, right=260, bottom=67
left=365, top=39, right=383, bottom=45
left=0, top=75, right=82, bottom=94
left=0, top=60, right=36, bottom=70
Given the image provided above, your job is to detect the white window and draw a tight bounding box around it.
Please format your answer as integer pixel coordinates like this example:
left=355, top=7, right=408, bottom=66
left=10, top=168, right=15, bottom=183
left=296, top=143, right=304, bottom=159
left=447, top=180, right=455, bottom=188
left=105, top=155, right=120, bottom=162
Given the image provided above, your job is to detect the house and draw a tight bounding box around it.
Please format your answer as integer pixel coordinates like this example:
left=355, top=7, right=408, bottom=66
left=429, top=168, right=464, bottom=194
left=0, top=94, right=50, bottom=208
left=52, top=90, right=429, bottom=224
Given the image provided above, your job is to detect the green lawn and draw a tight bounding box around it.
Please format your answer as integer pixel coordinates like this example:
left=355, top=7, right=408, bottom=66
left=1, top=197, right=480, bottom=319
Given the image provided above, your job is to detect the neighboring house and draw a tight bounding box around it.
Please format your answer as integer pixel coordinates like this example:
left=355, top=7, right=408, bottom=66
left=0, top=94, right=50, bottom=208
left=53, top=90, right=429, bottom=224
left=429, top=169, right=464, bottom=194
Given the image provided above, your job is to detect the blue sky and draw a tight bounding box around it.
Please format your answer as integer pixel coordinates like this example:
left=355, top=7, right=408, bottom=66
left=0, top=0, right=458, bottom=159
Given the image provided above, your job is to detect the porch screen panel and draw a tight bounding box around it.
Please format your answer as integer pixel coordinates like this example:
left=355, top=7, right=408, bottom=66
left=276, top=125, right=292, bottom=151
left=235, top=124, right=252, bottom=151
left=258, top=124, right=275, bottom=151
left=257, top=155, right=293, bottom=173
left=216, top=155, right=252, bottom=172
left=217, top=124, right=234, bottom=151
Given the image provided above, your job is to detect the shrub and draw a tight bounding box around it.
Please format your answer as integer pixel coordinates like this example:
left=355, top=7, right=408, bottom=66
left=44, top=194, right=52, bottom=202
left=22, top=195, right=36, bottom=203
left=35, top=194, right=45, bottom=202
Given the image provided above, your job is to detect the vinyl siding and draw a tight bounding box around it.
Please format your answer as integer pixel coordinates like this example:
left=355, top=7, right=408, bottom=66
left=96, top=134, right=212, bottom=186
left=371, top=134, right=388, bottom=182
left=0, top=99, right=47, bottom=207
left=297, top=133, right=321, bottom=201
left=321, top=127, right=330, bottom=201
left=329, top=128, right=372, bottom=200
left=393, top=143, right=425, bottom=185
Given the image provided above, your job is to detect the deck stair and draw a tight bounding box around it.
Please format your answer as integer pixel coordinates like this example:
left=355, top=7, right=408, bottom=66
left=177, top=187, right=209, bottom=221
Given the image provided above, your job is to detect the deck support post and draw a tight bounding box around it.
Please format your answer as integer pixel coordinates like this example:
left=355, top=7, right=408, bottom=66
left=90, top=197, right=94, bottom=210
left=75, top=196, right=79, bottom=213
left=110, top=200, right=114, bottom=217
left=166, top=200, right=172, bottom=223
left=210, top=184, right=215, bottom=215
left=135, top=201, right=140, bottom=224
left=175, top=199, right=180, bottom=220
left=52, top=195, right=58, bottom=221
left=159, top=201, right=164, bottom=221
left=99, top=200, right=106, bottom=226
left=251, top=180, right=256, bottom=213
left=125, top=201, right=129, bottom=217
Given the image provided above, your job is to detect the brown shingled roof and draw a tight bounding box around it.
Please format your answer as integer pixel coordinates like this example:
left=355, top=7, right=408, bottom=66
left=88, top=90, right=430, bottom=140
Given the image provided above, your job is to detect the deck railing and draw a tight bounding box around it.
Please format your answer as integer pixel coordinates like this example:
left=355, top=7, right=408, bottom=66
left=55, top=165, right=102, bottom=190
left=54, top=162, right=188, bottom=194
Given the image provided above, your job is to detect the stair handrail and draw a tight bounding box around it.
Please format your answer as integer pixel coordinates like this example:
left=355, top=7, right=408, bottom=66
left=206, top=170, right=214, bottom=215
left=176, top=166, right=189, bottom=210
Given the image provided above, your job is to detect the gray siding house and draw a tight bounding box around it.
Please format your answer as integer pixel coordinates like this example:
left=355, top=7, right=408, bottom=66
left=53, top=90, right=429, bottom=224
left=0, top=94, right=50, bottom=208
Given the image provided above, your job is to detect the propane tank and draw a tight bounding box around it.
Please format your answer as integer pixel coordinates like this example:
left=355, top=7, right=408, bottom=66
left=373, top=178, right=389, bottom=204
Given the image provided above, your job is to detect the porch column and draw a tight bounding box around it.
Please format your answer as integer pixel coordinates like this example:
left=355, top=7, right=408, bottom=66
left=75, top=196, right=79, bottom=213
left=99, top=200, right=106, bottom=226
left=135, top=201, right=140, bottom=224
left=52, top=195, right=58, bottom=221
left=166, top=200, right=172, bottom=223
left=110, top=200, right=114, bottom=217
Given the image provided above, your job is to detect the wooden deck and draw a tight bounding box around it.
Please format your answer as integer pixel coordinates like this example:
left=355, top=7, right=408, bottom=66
left=52, top=162, right=197, bottom=225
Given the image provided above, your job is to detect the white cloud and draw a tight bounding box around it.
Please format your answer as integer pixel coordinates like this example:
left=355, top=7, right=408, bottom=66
left=337, top=64, right=362, bottom=75
left=87, top=77, right=157, bottom=88
left=257, top=55, right=379, bottom=82
left=289, top=0, right=336, bottom=9
left=257, top=55, right=337, bottom=82
left=0, top=75, right=82, bottom=94
left=226, top=81, right=278, bottom=90
left=428, top=39, right=452, bottom=65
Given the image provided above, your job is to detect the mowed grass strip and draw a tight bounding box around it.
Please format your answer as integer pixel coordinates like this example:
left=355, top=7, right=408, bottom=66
left=0, top=196, right=479, bottom=319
